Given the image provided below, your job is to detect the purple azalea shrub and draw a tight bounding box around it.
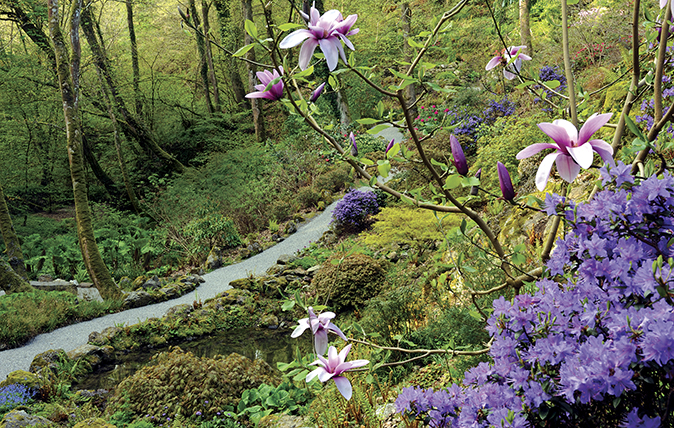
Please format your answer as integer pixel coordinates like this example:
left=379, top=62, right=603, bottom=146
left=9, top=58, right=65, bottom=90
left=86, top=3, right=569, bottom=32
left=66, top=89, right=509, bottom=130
left=534, top=66, right=567, bottom=113
left=396, top=164, right=674, bottom=427
left=331, top=189, right=379, bottom=232
left=0, top=383, right=35, bottom=412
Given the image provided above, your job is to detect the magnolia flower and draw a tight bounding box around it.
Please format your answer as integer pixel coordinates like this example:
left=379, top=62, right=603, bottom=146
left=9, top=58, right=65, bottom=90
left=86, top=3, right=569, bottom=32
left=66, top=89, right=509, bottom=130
left=310, top=82, right=326, bottom=102
left=485, top=46, right=531, bottom=80
left=350, top=132, right=358, bottom=157
left=291, top=307, right=347, bottom=355
left=450, top=134, right=468, bottom=176
left=385, top=139, right=395, bottom=154
left=497, top=162, right=515, bottom=201
left=245, top=67, right=284, bottom=100
left=516, top=113, right=614, bottom=191
left=279, top=4, right=358, bottom=71
left=306, top=344, right=369, bottom=400
left=661, top=0, right=674, bottom=21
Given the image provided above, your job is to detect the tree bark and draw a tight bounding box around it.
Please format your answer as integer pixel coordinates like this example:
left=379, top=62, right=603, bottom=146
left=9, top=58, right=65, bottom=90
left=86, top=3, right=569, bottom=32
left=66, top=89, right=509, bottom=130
left=0, top=182, right=27, bottom=280
left=201, top=0, right=221, bottom=111
left=82, top=134, right=124, bottom=201
left=80, top=7, right=186, bottom=174
left=519, top=0, right=532, bottom=54
left=126, top=0, right=142, bottom=116
left=243, top=0, right=265, bottom=142
left=401, top=2, right=417, bottom=118
left=0, top=0, right=57, bottom=71
left=189, top=0, right=214, bottom=114
left=212, top=0, right=246, bottom=107
left=0, top=260, right=32, bottom=294
left=47, top=0, right=120, bottom=301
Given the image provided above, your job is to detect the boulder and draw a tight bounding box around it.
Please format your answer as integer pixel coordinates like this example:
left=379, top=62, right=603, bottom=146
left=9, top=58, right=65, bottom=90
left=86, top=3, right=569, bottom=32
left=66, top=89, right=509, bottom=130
left=141, top=275, right=161, bottom=290
left=78, top=287, right=103, bottom=303
left=29, top=349, right=68, bottom=374
left=29, top=280, right=76, bottom=295
left=0, top=370, right=42, bottom=389
left=100, top=326, right=123, bottom=342
left=165, top=303, right=193, bottom=318
left=247, top=242, right=263, bottom=255
left=158, top=285, right=180, bottom=299
left=285, top=221, right=297, bottom=234
left=259, top=314, right=279, bottom=329
left=67, top=344, right=114, bottom=369
left=306, top=265, right=321, bottom=275
left=205, top=247, right=223, bottom=270
left=0, top=410, right=54, bottom=428
left=276, top=254, right=297, bottom=265
left=87, top=331, right=109, bottom=346
left=123, top=290, right=153, bottom=309
left=266, top=264, right=286, bottom=276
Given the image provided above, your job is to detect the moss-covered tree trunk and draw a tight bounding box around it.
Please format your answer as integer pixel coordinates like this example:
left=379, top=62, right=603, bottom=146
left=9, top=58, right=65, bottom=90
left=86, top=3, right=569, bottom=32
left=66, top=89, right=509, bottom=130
left=202, top=0, right=221, bottom=111
left=126, top=0, right=142, bottom=116
left=519, top=0, right=532, bottom=54
left=213, top=0, right=247, bottom=107
left=189, top=0, right=214, bottom=114
left=0, top=182, right=28, bottom=280
left=242, top=0, right=265, bottom=142
left=47, top=0, right=120, bottom=301
left=0, top=260, right=32, bottom=294
left=401, top=2, right=417, bottom=118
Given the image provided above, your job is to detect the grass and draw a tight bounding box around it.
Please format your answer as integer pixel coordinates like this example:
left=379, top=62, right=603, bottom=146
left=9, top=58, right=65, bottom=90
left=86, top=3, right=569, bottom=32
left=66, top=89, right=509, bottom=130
left=0, top=290, right=122, bottom=349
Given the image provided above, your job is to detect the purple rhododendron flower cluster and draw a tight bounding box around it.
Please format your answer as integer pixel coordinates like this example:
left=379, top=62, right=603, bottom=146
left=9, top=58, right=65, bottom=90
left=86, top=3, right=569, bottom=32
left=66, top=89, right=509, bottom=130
left=331, top=189, right=379, bottom=230
left=396, top=164, right=674, bottom=427
left=0, top=383, right=35, bottom=411
left=534, top=66, right=567, bottom=112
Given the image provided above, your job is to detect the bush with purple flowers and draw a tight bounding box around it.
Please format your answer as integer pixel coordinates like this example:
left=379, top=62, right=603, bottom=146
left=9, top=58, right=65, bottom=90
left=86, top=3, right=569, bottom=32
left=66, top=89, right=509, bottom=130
left=0, top=383, right=35, bottom=414
left=331, top=189, right=379, bottom=232
left=534, top=66, right=567, bottom=112
left=395, top=163, right=674, bottom=427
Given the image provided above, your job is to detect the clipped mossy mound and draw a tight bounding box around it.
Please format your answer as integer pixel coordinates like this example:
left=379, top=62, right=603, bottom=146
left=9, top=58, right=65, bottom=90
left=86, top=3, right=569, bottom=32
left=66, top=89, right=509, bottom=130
left=107, top=347, right=280, bottom=422
left=312, top=253, right=388, bottom=312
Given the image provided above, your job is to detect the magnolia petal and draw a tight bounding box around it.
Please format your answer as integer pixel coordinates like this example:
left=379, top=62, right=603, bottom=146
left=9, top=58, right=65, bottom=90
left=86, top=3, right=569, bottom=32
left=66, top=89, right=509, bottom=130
left=589, top=139, right=615, bottom=166
left=338, top=343, right=352, bottom=363
left=333, top=376, right=353, bottom=400
left=291, top=319, right=310, bottom=338
left=503, top=69, right=516, bottom=80
left=661, top=0, right=667, bottom=8
left=298, top=38, right=319, bottom=70
left=516, top=143, right=559, bottom=160
left=518, top=53, right=532, bottom=61
left=245, top=90, right=274, bottom=100
left=339, top=33, right=354, bottom=51
left=314, top=329, right=329, bottom=356
left=327, top=345, right=341, bottom=368
left=309, top=5, right=320, bottom=24
left=328, top=322, right=348, bottom=341
left=578, top=113, right=612, bottom=145
left=556, top=154, right=582, bottom=183
left=335, top=359, right=369, bottom=374
left=567, top=142, right=594, bottom=169
left=306, top=367, right=322, bottom=382
left=317, top=311, right=336, bottom=324
left=538, top=122, right=574, bottom=148
left=486, top=56, right=501, bottom=71
left=255, top=70, right=272, bottom=84
left=279, top=29, right=312, bottom=49
left=318, top=38, right=340, bottom=70
left=334, top=37, right=348, bottom=64
left=509, top=45, right=527, bottom=54
left=536, top=152, right=559, bottom=191
left=551, top=119, right=579, bottom=144
left=321, top=9, right=342, bottom=23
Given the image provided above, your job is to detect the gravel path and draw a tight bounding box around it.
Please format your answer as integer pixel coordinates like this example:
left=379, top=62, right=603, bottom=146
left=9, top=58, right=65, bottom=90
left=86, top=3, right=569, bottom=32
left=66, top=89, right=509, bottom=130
left=0, top=126, right=405, bottom=382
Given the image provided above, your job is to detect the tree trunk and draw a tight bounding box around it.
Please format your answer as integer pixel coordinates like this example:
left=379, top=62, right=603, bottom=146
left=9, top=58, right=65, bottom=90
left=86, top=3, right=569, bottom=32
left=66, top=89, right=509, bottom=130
left=2, top=0, right=57, bottom=71
left=47, top=0, right=120, bottom=301
left=243, top=0, right=265, bottom=142
left=0, top=183, right=27, bottom=280
left=336, top=76, right=351, bottom=132
left=126, top=0, right=142, bottom=116
left=202, top=0, right=221, bottom=111
left=80, top=7, right=186, bottom=174
left=82, top=134, right=124, bottom=201
left=0, top=260, right=32, bottom=294
left=212, top=0, right=246, bottom=107
left=519, top=0, right=532, bottom=54
left=401, top=2, right=417, bottom=118
left=189, top=0, right=214, bottom=114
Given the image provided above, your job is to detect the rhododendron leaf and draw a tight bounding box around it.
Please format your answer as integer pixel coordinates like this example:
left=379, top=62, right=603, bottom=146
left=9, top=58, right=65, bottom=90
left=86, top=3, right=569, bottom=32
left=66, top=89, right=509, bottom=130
left=360, top=158, right=374, bottom=166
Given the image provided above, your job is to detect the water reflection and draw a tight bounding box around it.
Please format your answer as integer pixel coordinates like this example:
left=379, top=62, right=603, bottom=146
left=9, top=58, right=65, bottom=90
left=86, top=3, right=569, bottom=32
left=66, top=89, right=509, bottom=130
left=76, top=328, right=313, bottom=391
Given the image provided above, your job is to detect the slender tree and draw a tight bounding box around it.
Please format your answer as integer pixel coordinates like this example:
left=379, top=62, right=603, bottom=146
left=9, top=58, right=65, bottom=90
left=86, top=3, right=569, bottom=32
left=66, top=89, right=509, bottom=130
left=201, top=0, right=221, bottom=110
left=402, top=2, right=417, bottom=118
left=519, top=0, right=532, bottom=54
left=47, top=0, right=121, bottom=300
left=0, top=182, right=28, bottom=281
left=189, top=0, right=214, bottom=114
left=126, top=0, right=142, bottom=116
left=212, top=0, right=246, bottom=107
left=242, top=0, right=265, bottom=141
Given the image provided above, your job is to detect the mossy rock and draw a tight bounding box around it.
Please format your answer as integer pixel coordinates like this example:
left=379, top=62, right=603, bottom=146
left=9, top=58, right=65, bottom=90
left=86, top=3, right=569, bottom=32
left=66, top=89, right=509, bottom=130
left=0, top=370, right=43, bottom=389
left=72, top=418, right=115, bottom=428
left=28, top=349, right=68, bottom=374
left=229, top=278, right=255, bottom=290
left=107, top=347, right=281, bottom=422
left=204, top=289, right=252, bottom=308
left=0, top=410, right=54, bottom=428
left=131, top=276, right=148, bottom=290
left=312, top=253, right=388, bottom=312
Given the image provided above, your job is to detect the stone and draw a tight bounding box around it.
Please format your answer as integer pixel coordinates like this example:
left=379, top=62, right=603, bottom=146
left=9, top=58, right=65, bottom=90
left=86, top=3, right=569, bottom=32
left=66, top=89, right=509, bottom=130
left=0, top=370, right=42, bottom=389
left=88, top=331, right=109, bottom=346
left=285, top=221, right=297, bottom=234
left=123, top=290, right=153, bottom=309
left=72, top=418, right=115, bottom=428
left=204, top=289, right=252, bottom=307
left=165, top=303, right=193, bottom=318
left=306, top=265, right=321, bottom=275
left=247, top=242, right=263, bottom=255
left=117, top=277, right=132, bottom=290
left=386, top=251, right=399, bottom=262
left=259, top=314, right=279, bottom=329
left=376, top=403, right=397, bottom=420
left=259, top=414, right=309, bottom=428
left=158, top=285, right=179, bottom=299
left=320, top=230, right=337, bottom=245
left=100, top=326, right=123, bottom=342
left=277, top=254, right=297, bottom=265
left=78, top=287, right=103, bottom=303
left=29, top=349, right=68, bottom=374
left=205, top=246, right=223, bottom=270
left=29, top=280, right=76, bottom=295
left=265, top=264, right=286, bottom=275
left=0, top=410, right=54, bottom=428
left=36, top=274, right=53, bottom=282
left=142, top=275, right=161, bottom=290
left=67, top=344, right=114, bottom=369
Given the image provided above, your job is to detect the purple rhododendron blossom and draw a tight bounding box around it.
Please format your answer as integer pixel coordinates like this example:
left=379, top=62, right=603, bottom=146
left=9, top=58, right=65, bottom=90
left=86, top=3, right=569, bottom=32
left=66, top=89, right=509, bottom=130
left=279, top=3, right=358, bottom=71
left=306, top=344, right=368, bottom=400
left=291, top=306, right=347, bottom=355
left=245, top=67, right=284, bottom=100
left=517, top=113, right=614, bottom=191
left=485, top=45, right=531, bottom=80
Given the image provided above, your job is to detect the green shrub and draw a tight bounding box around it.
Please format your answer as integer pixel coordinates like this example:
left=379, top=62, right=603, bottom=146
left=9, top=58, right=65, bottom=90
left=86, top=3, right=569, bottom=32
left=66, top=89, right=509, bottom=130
left=312, top=253, right=388, bottom=312
left=108, top=348, right=280, bottom=423
left=295, top=187, right=322, bottom=210
left=314, top=165, right=351, bottom=194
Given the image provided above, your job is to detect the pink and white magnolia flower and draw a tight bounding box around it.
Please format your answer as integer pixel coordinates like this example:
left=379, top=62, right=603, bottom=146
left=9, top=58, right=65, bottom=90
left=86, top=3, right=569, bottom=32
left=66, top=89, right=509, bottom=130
left=245, top=67, right=284, bottom=100
left=279, top=4, right=358, bottom=71
left=485, top=46, right=531, bottom=80
left=306, top=344, right=369, bottom=400
left=516, top=113, right=614, bottom=191
left=661, top=0, right=674, bottom=22
left=291, top=307, right=347, bottom=355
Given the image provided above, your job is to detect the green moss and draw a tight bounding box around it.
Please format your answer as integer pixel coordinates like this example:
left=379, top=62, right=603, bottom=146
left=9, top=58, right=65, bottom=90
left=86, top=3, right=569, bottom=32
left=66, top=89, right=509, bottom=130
left=0, top=370, right=42, bottom=389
